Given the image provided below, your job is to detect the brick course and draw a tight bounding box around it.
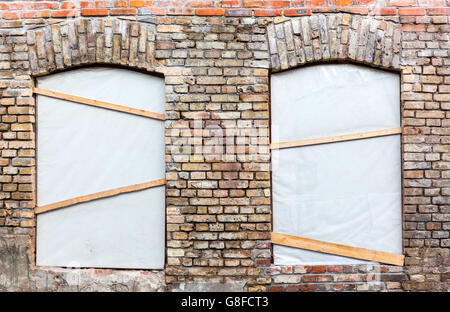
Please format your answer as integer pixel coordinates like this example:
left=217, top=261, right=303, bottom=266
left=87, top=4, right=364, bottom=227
left=0, top=1, right=449, bottom=292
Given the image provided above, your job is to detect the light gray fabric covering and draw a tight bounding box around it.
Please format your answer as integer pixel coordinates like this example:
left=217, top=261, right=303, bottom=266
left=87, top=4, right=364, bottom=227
left=36, top=67, right=165, bottom=269
left=271, top=64, right=401, bottom=265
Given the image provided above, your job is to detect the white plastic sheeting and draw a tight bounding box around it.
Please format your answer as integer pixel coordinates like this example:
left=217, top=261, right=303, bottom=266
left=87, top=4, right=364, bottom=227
left=271, top=64, right=401, bottom=265
left=270, top=64, right=400, bottom=143
left=36, top=67, right=166, bottom=269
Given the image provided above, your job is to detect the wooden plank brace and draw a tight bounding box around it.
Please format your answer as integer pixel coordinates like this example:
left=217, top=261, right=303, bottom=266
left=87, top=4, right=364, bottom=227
left=270, top=128, right=402, bottom=150
left=33, top=87, right=166, bottom=121
left=35, top=179, right=166, bottom=214
left=271, top=232, right=404, bottom=266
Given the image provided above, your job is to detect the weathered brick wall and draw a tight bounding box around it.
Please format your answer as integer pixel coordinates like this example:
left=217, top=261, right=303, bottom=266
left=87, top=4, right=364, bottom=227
left=0, top=1, right=449, bottom=19
left=0, top=1, right=449, bottom=292
left=400, top=12, right=449, bottom=291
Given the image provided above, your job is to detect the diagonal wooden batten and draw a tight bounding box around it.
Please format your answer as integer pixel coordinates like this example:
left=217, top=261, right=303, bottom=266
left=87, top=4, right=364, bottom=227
left=35, top=179, right=166, bottom=214
left=270, top=128, right=402, bottom=150
left=271, top=232, right=404, bottom=266
left=33, top=87, right=165, bottom=121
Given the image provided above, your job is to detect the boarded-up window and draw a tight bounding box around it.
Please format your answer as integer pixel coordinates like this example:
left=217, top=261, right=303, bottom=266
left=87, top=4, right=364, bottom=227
left=271, top=64, right=402, bottom=265
left=36, top=67, right=166, bottom=269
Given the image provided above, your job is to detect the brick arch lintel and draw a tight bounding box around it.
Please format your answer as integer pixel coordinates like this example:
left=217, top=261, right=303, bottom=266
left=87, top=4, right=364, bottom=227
left=267, top=14, right=402, bottom=73
left=26, top=15, right=403, bottom=77
left=26, top=18, right=166, bottom=77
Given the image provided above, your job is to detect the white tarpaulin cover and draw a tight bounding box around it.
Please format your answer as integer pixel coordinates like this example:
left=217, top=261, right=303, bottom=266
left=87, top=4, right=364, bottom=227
left=271, top=64, right=401, bottom=265
left=36, top=67, right=166, bottom=269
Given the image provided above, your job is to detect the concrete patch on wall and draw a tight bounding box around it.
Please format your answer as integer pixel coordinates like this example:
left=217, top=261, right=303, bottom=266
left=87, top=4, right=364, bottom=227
left=0, top=233, right=165, bottom=291
left=0, top=235, right=31, bottom=291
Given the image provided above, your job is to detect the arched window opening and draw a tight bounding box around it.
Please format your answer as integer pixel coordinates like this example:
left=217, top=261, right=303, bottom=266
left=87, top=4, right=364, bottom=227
left=270, top=64, right=403, bottom=266
left=35, top=66, right=166, bottom=269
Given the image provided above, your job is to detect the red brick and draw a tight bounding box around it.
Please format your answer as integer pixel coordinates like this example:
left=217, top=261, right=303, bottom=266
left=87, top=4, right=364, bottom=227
left=195, top=8, right=223, bottom=16
left=398, top=8, right=426, bottom=16
left=370, top=8, right=397, bottom=15
left=36, top=2, right=58, bottom=9
left=95, top=1, right=108, bottom=8
left=269, top=286, right=284, bottom=292
left=312, top=265, right=327, bottom=273
left=285, top=285, right=300, bottom=292
left=113, top=1, right=127, bottom=7
left=402, top=24, right=426, bottom=31
left=52, top=10, right=78, bottom=17
left=129, top=0, right=152, bottom=7
left=300, top=284, right=315, bottom=292
left=79, top=1, right=93, bottom=8
left=327, top=265, right=343, bottom=273
left=110, top=8, right=137, bottom=15
left=255, top=259, right=271, bottom=266
left=80, top=8, right=107, bottom=16
left=2, top=12, right=19, bottom=20
left=129, top=0, right=143, bottom=7
left=335, top=0, right=352, bottom=6
left=243, top=0, right=262, bottom=6
left=59, top=1, right=77, bottom=9
left=263, top=1, right=290, bottom=7
left=222, top=0, right=241, bottom=6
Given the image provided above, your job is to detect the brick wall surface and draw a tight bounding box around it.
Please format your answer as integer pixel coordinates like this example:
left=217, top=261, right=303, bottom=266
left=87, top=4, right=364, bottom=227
left=0, top=1, right=449, bottom=292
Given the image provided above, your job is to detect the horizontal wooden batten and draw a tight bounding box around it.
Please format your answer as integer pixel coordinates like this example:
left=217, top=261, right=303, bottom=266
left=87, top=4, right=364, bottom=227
left=270, top=128, right=402, bottom=150
left=35, top=179, right=166, bottom=214
left=271, top=232, right=405, bottom=266
left=33, top=87, right=165, bottom=121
